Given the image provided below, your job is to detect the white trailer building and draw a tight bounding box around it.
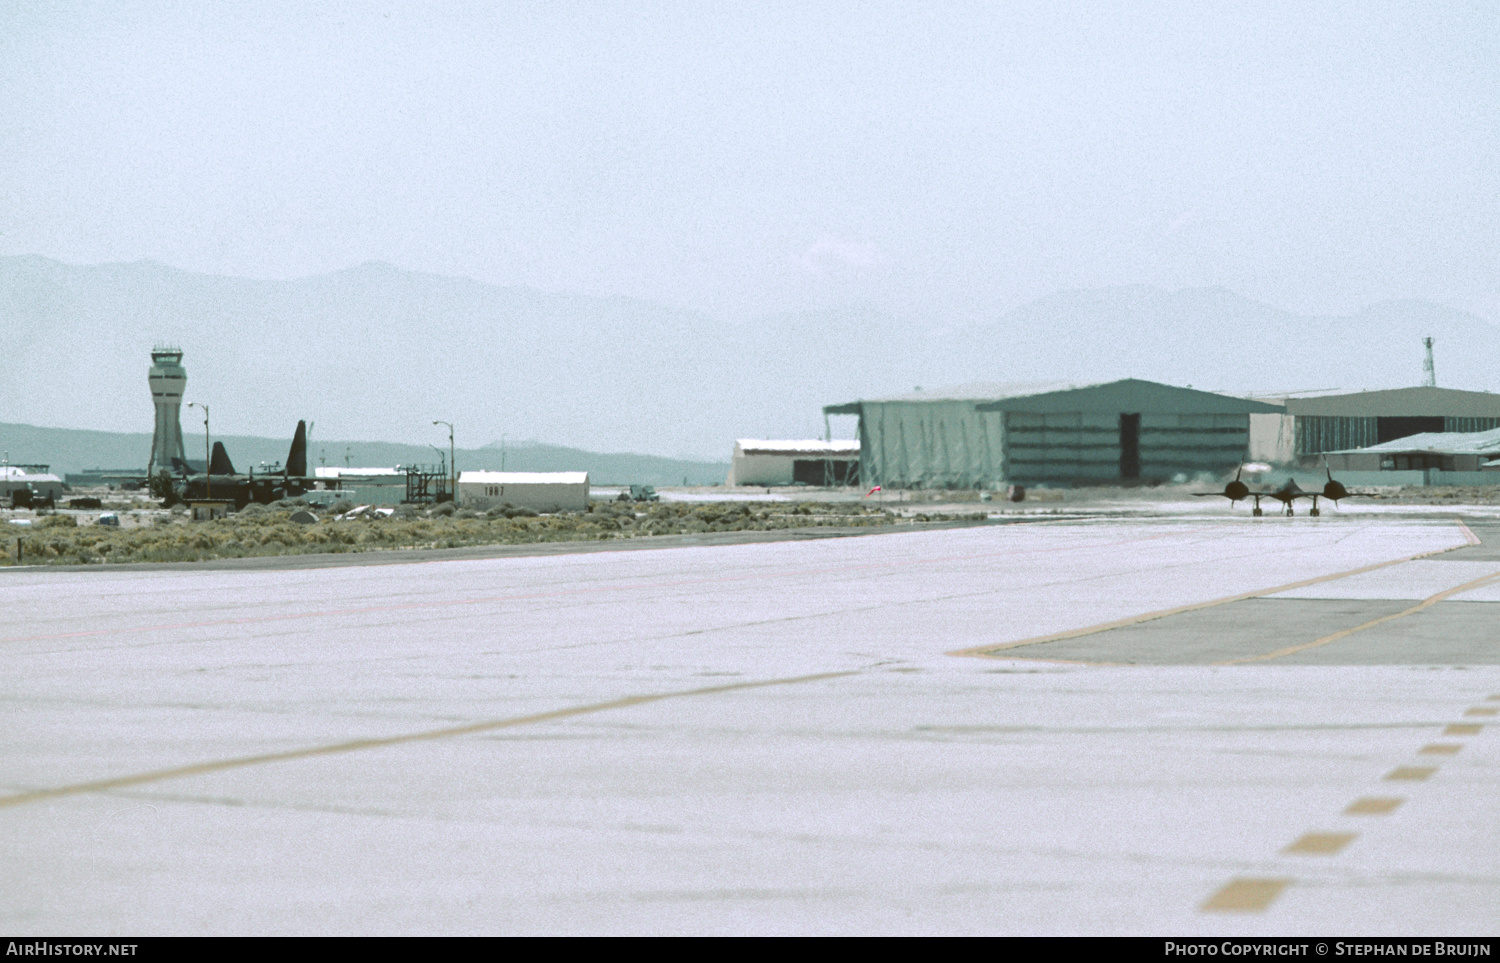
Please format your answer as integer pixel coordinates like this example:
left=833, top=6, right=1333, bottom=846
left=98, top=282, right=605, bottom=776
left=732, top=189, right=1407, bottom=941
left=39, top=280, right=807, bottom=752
left=457, top=471, right=590, bottom=512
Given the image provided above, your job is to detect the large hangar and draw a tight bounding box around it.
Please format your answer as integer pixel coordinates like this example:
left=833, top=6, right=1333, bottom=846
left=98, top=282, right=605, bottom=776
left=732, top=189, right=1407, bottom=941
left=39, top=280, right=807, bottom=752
left=1268, top=387, right=1500, bottom=463
left=824, top=379, right=1282, bottom=489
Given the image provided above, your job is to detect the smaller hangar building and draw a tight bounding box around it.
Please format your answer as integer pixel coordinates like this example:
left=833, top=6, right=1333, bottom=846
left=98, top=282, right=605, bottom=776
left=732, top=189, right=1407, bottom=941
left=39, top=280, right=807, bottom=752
left=1324, top=426, right=1500, bottom=473
left=825, top=379, right=1282, bottom=489
left=457, top=471, right=589, bottom=512
left=1279, top=387, right=1500, bottom=462
left=726, top=440, right=861, bottom=487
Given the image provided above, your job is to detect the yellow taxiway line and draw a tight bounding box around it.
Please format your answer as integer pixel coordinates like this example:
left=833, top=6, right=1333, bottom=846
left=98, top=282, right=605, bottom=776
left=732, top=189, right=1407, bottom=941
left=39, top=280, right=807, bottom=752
left=951, top=519, right=1480, bottom=659
left=1217, top=568, right=1500, bottom=665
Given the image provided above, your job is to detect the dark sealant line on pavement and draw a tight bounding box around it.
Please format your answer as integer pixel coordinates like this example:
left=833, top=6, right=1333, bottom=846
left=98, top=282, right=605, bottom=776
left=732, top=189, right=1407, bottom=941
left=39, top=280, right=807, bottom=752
left=0, top=670, right=859, bottom=811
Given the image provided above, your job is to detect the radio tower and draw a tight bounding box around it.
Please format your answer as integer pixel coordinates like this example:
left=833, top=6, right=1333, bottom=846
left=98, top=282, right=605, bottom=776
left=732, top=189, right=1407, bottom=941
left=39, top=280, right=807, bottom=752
left=148, top=345, right=188, bottom=474
left=1422, top=337, right=1436, bottom=388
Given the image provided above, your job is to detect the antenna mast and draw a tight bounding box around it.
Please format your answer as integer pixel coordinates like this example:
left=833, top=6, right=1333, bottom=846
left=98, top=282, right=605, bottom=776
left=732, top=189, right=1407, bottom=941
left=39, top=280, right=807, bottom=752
left=1422, top=337, right=1436, bottom=387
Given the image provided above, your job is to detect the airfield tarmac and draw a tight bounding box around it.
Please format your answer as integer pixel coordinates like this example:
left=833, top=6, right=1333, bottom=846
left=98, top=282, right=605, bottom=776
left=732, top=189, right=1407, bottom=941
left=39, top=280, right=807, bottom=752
left=2, top=513, right=1497, bottom=935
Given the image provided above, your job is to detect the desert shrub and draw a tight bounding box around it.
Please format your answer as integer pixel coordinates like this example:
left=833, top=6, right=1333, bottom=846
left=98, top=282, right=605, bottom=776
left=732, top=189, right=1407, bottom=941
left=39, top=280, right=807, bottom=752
left=430, top=501, right=456, bottom=517
left=149, top=470, right=178, bottom=506
left=331, top=499, right=354, bottom=514
left=39, top=514, right=77, bottom=529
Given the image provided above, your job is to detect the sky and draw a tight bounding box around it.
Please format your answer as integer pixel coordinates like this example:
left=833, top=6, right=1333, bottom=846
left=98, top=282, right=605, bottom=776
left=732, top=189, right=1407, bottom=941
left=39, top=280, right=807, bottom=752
left=2, top=1, right=1497, bottom=325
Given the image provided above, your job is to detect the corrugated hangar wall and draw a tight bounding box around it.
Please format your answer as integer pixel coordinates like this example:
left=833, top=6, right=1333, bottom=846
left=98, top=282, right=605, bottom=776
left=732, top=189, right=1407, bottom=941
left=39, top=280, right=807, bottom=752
left=1295, top=416, right=1500, bottom=456
left=857, top=401, right=1004, bottom=489
left=1287, top=387, right=1500, bottom=457
left=839, top=380, right=1281, bottom=489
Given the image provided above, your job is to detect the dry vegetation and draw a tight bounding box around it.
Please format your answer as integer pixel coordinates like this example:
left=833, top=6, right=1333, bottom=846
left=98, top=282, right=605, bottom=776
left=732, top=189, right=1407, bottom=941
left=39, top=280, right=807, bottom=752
left=2, top=500, right=908, bottom=566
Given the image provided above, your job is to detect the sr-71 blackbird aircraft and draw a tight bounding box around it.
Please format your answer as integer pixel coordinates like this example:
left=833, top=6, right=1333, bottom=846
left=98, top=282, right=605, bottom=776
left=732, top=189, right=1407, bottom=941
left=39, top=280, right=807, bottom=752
left=177, top=420, right=319, bottom=509
left=1196, top=462, right=1362, bottom=517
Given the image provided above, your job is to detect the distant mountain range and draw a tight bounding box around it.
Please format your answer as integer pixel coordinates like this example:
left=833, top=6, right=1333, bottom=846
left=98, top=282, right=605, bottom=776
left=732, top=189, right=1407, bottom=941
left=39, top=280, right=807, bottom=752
left=2, top=255, right=1497, bottom=461
left=0, top=422, right=727, bottom=486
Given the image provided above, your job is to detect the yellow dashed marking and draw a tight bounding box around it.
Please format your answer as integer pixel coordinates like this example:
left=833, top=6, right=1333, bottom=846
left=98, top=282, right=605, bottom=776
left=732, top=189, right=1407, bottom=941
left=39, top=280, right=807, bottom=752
left=1445, top=723, right=1483, bottom=736
left=1419, top=743, right=1462, bottom=756
left=1283, top=832, right=1357, bottom=855
left=1345, top=797, right=1403, bottom=815
left=1219, top=569, right=1500, bottom=665
left=1385, top=766, right=1438, bottom=781
left=0, top=670, right=857, bottom=810
left=1464, top=707, right=1498, bottom=717
left=1202, top=878, right=1291, bottom=913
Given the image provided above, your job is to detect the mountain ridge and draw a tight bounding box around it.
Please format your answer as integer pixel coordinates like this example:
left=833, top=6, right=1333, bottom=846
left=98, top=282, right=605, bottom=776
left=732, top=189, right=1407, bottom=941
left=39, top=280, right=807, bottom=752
left=2, top=255, right=1495, bottom=460
left=0, top=421, right=728, bottom=486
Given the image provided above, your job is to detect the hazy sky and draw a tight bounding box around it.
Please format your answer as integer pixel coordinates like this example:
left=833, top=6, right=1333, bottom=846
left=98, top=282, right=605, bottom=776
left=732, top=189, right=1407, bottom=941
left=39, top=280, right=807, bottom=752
left=3, top=2, right=1497, bottom=323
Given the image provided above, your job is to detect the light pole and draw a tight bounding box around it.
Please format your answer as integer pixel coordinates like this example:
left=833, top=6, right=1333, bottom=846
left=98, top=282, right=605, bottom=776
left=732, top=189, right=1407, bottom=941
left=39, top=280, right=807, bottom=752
left=501, top=434, right=507, bottom=472
left=428, top=444, right=446, bottom=481
left=188, top=402, right=210, bottom=500
left=433, top=420, right=455, bottom=500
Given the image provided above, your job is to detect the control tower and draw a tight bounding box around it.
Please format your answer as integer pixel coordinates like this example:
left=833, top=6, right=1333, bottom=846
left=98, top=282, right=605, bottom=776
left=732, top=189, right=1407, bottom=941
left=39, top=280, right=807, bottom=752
left=148, top=345, right=188, bottom=474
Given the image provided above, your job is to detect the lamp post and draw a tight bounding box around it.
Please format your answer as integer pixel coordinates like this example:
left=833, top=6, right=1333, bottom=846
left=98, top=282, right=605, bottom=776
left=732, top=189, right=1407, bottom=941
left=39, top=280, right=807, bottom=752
left=187, top=402, right=210, bottom=500
left=501, top=434, right=507, bottom=472
left=432, top=420, right=455, bottom=500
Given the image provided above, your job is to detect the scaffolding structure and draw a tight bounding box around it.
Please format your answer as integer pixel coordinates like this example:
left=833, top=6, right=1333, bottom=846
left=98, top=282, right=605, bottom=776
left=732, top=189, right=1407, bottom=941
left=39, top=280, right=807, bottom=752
left=403, top=464, right=451, bottom=504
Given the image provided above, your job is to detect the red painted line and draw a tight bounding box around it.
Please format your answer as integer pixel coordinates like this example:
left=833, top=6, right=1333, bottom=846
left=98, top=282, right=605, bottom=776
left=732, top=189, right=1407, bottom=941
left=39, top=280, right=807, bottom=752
left=2, top=529, right=1187, bottom=646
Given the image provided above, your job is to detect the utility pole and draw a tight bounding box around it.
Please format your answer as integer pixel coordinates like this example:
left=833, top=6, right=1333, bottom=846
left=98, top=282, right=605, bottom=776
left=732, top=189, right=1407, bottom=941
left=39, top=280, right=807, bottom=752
left=187, top=402, right=210, bottom=500
left=433, top=420, right=455, bottom=498
left=1422, top=337, right=1437, bottom=387
left=501, top=434, right=507, bottom=472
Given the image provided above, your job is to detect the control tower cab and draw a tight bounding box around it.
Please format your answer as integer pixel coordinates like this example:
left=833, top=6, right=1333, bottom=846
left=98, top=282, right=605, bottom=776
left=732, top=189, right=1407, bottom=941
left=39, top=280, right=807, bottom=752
left=148, top=346, right=188, bottom=474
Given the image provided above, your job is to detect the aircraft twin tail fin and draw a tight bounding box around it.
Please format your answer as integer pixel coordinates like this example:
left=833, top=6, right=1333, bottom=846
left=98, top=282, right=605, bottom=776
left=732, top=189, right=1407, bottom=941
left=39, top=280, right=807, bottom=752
left=209, top=442, right=236, bottom=476
left=285, top=420, right=308, bottom=478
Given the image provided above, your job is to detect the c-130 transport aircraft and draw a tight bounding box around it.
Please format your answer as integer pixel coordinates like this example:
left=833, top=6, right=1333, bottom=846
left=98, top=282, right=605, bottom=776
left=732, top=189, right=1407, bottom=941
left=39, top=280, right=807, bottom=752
left=175, top=420, right=320, bottom=509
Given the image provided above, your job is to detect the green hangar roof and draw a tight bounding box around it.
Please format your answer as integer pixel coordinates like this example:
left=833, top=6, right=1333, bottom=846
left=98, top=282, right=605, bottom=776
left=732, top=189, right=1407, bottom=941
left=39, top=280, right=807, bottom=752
left=825, top=379, right=1283, bottom=415
left=1284, top=386, right=1500, bottom=418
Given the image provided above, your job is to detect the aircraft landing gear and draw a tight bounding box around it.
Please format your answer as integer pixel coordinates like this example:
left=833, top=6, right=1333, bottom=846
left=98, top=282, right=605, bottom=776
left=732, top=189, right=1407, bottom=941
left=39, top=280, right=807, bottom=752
left=1311, top=507, right=1320, bottom=516
left=1253, top=507, right=1263, bottom=516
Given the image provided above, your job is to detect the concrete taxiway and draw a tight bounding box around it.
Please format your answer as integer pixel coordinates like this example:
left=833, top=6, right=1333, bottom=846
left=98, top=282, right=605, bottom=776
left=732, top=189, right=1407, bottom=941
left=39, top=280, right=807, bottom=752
left=2, top=516, right=1496, bottom=935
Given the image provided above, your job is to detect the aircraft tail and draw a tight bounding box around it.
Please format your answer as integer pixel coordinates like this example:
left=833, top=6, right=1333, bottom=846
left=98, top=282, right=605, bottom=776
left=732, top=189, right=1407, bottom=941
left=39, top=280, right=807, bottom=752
left=285, top=420, right=308, bottom=477
left=209, top=442, right=236, bottom=476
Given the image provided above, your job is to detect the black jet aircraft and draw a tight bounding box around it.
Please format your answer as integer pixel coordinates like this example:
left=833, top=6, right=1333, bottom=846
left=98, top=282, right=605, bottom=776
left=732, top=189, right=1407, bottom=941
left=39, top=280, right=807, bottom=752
left=1198, top=461, right=1363, bottom=517
left=178, top=420, right=317, bottom=509
left=1194, top=464, right=1252, bottom=505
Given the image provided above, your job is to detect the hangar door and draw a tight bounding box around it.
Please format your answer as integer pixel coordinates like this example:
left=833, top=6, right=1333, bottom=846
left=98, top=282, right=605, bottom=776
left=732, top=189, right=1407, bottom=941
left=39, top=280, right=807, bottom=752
left=1006, top=412, right=1248, bottom=484
left=1003, top=412, right=1120, bottom=484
